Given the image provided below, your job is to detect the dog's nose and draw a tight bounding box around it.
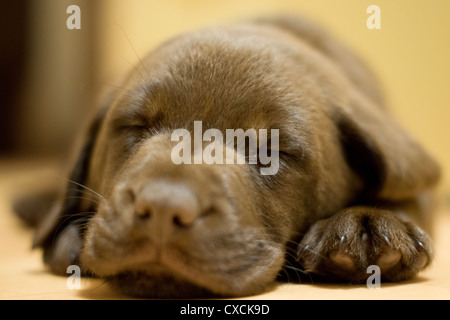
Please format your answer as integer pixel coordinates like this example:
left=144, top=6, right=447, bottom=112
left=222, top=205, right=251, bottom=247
left=133, top=180, right=200, bottom=229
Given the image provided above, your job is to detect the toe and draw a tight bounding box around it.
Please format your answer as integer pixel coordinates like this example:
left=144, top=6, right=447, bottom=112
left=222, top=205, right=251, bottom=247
left=329, top=250, right=357, bottom=271
left=376, top=249, right=402, bottom=271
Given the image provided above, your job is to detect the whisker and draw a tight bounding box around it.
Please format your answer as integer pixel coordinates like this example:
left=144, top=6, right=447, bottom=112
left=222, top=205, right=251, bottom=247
left=50, top=172, right=105, bottom=200
left=303, top=246, right=328, bottom=260
left=65, top=179, right=104, bottom=199
left=114, top=23, right=151, bottom=92
left=64, top=196, right=101, bottom=205
left=93, top=81, right=135, bottom=95
left=282, top=258, right=314, bottom=284
left=278, top=266, right=293, bottom=282
left=283, top=265, right=309, bottom=276
left=284, top=239, right=303, bottom=249
left=281, top=262, right=300, bottom=282
left=59, top=211, right=97, bottom=219
left=115, top=23, right=147, bottom=70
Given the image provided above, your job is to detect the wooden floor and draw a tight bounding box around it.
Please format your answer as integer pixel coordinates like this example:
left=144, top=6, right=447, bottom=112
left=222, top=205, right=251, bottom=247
left=1, top=159, right=450, bottom=300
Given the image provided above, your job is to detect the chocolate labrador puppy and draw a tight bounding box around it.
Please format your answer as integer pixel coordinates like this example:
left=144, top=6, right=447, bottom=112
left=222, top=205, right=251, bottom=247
left=16, top=16, right=440, bottom=298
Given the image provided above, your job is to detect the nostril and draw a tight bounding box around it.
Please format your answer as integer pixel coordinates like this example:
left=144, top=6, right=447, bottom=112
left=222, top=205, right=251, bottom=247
left=125, top=188, right=136, bottom=203
left=171, top=209, right=197, bottom=227
left=172, top=215, right=183, bottom=227
left=135, top=208, right=152, bottom=220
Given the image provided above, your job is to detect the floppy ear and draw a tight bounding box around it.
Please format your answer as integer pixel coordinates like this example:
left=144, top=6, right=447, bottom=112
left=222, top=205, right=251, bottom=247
left=335, top=94, right=440, bottom=201
left=31, top=106, right=107, bottom=274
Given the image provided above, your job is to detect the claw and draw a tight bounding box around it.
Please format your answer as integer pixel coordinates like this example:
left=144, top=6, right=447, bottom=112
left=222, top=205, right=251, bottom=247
left=339, top=235, right=345, bottom=247
left=383, top=235, right=391, bottom=246
left=297, top=244, right=308, bottom=256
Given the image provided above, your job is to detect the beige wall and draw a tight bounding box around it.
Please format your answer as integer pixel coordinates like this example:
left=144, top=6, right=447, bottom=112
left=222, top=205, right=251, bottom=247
left=95, top=0, right=450, bottom=197
left=18, top=0, right=94, bottom=155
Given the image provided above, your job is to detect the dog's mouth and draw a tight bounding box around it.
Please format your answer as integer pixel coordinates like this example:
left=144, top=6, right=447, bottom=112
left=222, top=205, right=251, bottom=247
left=81, top=187, right=286, bottom=298
left=83, top=236, right=284, bottom=298
left=107, top=267, right=220, bottom=299
left=82, top=239, right=230, bottom=298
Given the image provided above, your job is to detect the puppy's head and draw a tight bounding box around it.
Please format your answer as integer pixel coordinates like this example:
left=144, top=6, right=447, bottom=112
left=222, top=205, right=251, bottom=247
left=35, top=27, right=318, bottom=297
left=83, top=29, right=321, bottom=297
left=32, top=21, right=440, bottom=297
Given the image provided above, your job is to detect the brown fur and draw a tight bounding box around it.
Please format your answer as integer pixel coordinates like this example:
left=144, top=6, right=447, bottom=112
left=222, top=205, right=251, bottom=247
left=16, top=16, right=440, bottom=298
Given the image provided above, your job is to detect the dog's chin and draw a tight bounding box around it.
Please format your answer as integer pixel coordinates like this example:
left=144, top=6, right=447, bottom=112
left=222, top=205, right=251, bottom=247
left=107, top=270, right=222, bottom=299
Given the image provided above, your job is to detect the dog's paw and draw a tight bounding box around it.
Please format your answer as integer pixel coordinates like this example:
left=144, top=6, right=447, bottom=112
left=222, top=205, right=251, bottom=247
left=296, top=207, right=433, bottom=282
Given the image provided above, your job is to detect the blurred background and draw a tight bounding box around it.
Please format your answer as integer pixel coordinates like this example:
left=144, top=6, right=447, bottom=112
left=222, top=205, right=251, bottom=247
left=1, top=0, right=449, bottom=198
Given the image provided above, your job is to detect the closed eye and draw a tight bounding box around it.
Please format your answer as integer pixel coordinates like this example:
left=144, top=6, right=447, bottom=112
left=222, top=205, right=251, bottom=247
left=109, top=113, right=154, bottom=153
left=110, top=106, right=164, bottom=141
left=118, top=125, right=151, bottom=152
